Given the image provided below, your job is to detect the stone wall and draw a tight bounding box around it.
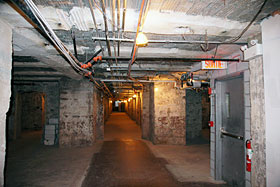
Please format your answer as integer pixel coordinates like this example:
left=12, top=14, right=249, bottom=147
left=141, top=83, right=151, bottom=139
left=186, top=89, right=202, bottom=144
left=0, top=18, right=12, bottom=186
left=59, top=79, right=95, bottom=147
left=136, top=92, right=142, bottom=125
left=152, top=82, right=186, bottom=145
left=94, top=88, right=104, bottom=140
left=127, top=92, right=142, bottom=126
left=249, top=56, right=266, bottom=187
left=21, top=92, right=44, bottom=130
left=202, top=91, right=210, bottom=129
left=8, top=82, right=60, bottom=140
left=103, top=97, right=110, bottom=123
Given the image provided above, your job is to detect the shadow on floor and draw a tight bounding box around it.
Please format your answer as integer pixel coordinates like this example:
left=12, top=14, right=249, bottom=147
left=5, top=130, right=99, bottom=187
left=82, top=112, right=227, bottom=187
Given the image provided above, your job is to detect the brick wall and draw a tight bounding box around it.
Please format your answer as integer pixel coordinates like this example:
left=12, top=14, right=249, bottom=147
left=59, top=79, right=95, bottom=147
left=152, top=82, right=186, bottom=145
left=94, top=88, right=104, bottom=140
left=8, top=82, right=60, bottom=139
left=141, top=83, right=151, bottom=139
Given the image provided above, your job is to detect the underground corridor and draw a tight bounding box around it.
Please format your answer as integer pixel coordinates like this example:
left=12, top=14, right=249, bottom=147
left=1, top=0, right=280, bottom=187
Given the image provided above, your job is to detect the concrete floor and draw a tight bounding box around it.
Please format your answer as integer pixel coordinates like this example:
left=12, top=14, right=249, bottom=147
left=83, top=112, right=226, bottom=187
left=5, top=130, right=102, bottom=187
left=5, top=113, right=226, bottom=187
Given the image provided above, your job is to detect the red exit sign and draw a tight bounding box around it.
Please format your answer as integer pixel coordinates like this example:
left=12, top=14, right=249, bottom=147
left=202, top=61, right=227, bottom=69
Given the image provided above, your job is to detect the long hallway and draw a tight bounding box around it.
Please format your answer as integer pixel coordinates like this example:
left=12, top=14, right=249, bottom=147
left=82, top=113, right=225, bottom=187
left=82, top=112, right=181, bottom=187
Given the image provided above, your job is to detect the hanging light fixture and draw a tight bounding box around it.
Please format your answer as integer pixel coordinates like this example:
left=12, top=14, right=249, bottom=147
left=136, top=32, right=148, bottom=47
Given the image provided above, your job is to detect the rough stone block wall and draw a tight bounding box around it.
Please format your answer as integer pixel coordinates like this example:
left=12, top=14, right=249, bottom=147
left=103, top=97, right=110, bottom=122
left=202, top=91, right=210, bottom=129
left=249, top=56, right=266, bottom=187
left=21, top=92, right=44, bottom=130
left=141, top=84, right=150, bottom=139
left=136, top=92, right=142, bottom=125
left=153, top=82, right=186, bottom=145
left=59, top=79, right=95, bottom=147
left=0, top=18, right=12, bottom=186
left=94, top=88, right=104, bottom=140
left=9, top=82, right=60, bottom=139
left=186, top=89, right=202, bottom=143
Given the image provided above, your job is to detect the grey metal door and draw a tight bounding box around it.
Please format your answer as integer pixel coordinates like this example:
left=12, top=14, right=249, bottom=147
left=220, top=76, right=245, bottom=186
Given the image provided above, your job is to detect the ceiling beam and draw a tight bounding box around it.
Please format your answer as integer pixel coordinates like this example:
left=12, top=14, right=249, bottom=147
left=92, top=37, right=247, bottom=45
left=102, top=57, right=241, bottom=62
left=13, top=71, right=63, bottom=76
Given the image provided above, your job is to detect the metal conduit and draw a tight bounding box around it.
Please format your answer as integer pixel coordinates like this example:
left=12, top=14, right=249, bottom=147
left=102, top=57, right=241, bottom=62
left=92, top=37, right=247, bottom=45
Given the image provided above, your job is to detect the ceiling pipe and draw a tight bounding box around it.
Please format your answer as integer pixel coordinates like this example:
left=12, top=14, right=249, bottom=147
left=88, top=0, right=104, bottom=56
left=101, top=79, right=177, bottom=83
left=117, top=0, right=121, bottom=56
left=92, top=37, right=247, bottom=45
left=121, top=0, right=127, bottom=35
left=71, top=30, right=78, bottom=58
left=128, top=0, right=146, bottom=78
left=102, top=56, right=241, bottom=62
left=111, top=0, right=117, bottom=57
left=100, top=0, right=112, bottom=56
left=89, top=75, right=113, bottom=97
left=101, top=81, right=113, bottom=97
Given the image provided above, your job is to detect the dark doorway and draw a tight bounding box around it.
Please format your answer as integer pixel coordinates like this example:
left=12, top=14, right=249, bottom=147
left=6, top=92, right=45, bottom=140
left=186, top=89, right=210, bottom=145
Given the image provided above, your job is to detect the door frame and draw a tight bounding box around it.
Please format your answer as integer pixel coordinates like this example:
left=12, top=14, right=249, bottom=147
left=215, top=74, right=246, bottom=181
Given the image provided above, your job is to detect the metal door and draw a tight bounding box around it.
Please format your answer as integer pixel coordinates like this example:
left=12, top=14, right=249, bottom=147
left=218, top=76, right=245, bottom=186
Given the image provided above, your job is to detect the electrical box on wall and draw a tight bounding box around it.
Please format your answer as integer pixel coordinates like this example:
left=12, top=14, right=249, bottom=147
left=244, top=44, right=263, bottom=61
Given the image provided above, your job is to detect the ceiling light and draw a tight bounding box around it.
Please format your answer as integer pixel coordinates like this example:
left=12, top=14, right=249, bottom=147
left=136, top=32, right=148, bottom=47
left=133, top=94, right=137, bottom=98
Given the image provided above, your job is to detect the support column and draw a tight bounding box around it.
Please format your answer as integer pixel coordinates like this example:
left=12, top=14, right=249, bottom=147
left=141, top=83, right=150, bottom=139
left=59, top=79, right=95, bottom=147
left=152, top=82, right=186, bottom=145
left=0, top=19, right=12, bottom=186
left=261, top=14, right=280, bottom=187
left=249, top=56, right=265, bottom=187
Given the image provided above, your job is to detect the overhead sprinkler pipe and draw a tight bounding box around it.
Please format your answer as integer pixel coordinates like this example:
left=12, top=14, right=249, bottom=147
left=12, top=0, right=91, bottom=75
left=102, top=81, right=113, bottom=98
left=88, top=0, right=104, bottom=56
left=102, top=56, right=241, bottom=62
left=122, top=0, right=127, bottom=35
left=100, top=0, right=112, bottom=56
left=117, top=0, right=121, bottom=56
left=111, top=0, right=117, bottom=57
left=92, top=37, right=247, bottom=45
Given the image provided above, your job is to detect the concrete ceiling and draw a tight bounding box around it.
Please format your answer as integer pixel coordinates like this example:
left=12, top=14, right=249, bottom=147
left=1, top=0, right=279, bottom=98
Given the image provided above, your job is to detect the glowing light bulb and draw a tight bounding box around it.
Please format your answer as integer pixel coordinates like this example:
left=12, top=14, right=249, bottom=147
left=133, top=94, right=137, bottom=98
left=136, top=32, right=148, bottom=47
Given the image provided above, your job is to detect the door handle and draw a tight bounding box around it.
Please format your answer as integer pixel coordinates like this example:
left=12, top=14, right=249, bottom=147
left=220, top=128, right=244, bottom=140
